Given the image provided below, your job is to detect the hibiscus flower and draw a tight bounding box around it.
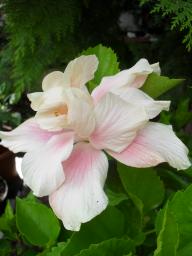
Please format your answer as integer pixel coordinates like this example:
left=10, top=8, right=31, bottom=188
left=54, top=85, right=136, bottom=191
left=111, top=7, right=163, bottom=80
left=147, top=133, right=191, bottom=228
left=0, top=55, right=190, bottom=231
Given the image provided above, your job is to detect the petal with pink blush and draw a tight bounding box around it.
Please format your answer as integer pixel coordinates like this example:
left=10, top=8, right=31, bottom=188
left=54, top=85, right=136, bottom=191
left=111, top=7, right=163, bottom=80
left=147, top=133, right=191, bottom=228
left=90, top=93, right=147, bottom=153
left=113, top=87, right=170, bottom=119
left=108, top=122, right=191, bottom=170
left=63, top=55, right=99, bottom=88
left=49, top=142, right=108, bottom=231
left=92, top=58, right=159, bottom=103
left=0, top=118, right=60, bottom=153
left=22, top=132, right=74, bottom=197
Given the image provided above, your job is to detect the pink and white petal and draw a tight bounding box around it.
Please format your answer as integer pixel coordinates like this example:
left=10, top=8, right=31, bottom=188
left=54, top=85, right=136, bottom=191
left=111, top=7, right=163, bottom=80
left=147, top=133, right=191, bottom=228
left=0, top=118, right=59, bottom=153
left=22, top=132, right=74, bottom=197
left=108, top=122, right=191, bottom=170
left=42, top=71, right=65, bottom=91
left=90, top=93, right=148, bottom=153
left=113, top=87, right=170, bottom=119
left=91, top=58, right=158, bottom=103
left=63, top=55, right=99, bottom=88
left=49, top=142, right=108, bottom=231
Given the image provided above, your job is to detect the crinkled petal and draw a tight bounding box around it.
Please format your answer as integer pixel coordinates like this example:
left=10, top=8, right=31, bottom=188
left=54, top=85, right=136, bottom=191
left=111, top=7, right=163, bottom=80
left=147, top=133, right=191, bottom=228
left=113, top=87, right=170, bottom=119
left=108, top=122, right=191, bottom=170
left=22, top=132, right=74, bottom=197
left=63, top=55, right=99, bottom=88
left=27, top=92, right=44, bottom=111
left=66, top=88, right=95, bottom=138
left=0, top=118, right=59, bottom=153
left=90, top=93, right=147, bottom=153
left=42, top=71, right=65, bottom=91
left=49, top=142, right=108, bottom=231
left=92, top=58, right=159, bottom=103
left=35, top=112, right=68, bottom=131
left=28, top=87, right=66, bottom=113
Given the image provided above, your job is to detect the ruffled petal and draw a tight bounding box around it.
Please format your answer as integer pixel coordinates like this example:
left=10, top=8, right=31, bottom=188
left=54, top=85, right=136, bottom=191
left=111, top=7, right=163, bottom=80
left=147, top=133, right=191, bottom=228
left=63, top=55, right=99, bottom=88
left=42, top=71, right=65, bottom=91
left=22, top=132, right=74, bottom=197
left=0, top=118, right=59, bottom=153
left=27, top=92, right=44, bottom=111
left=90, top=93, right=147, bottom=153
left=66, top=88, right=95, bottom=138
left=92, top=58, right=159, bottom=103
left=113, top=87, right=170, bottom=119
left=108, top=122, right=191, bottom=170
left=49, top=142, right=108, bottom=231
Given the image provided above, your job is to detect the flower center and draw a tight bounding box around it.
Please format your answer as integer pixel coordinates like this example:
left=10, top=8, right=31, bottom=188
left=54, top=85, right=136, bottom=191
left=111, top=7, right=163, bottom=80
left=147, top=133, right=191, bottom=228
left=54, top=104, right=68, bottom=117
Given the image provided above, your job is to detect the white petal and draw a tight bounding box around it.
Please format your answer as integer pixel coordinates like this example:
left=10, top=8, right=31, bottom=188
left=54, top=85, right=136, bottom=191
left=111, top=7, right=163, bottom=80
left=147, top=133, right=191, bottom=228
left=0, top=118, right=58, bottom=153
left=66, top=88, right=95, bottom=138
left=90, top=93, right=148, bottom=153
left=35, top=112, right=68, bottom=131
left=92, top=58, right=158, bottom=103
left=109, top=122, right=191, bottom=170
left=151, top=62, right=161, bottom=74
left=22, top=132, right=74, bottom=197
left=63, top=55, right=99, bottom=88
left=29, top=87, right=67, bottom=113
left=27, top=92, right=44, bottom=111
left=42, top=71, right=65, bottom=91
left=49, top=142, right=108, bottom=231
left=113, top=87, right=170, bottom=119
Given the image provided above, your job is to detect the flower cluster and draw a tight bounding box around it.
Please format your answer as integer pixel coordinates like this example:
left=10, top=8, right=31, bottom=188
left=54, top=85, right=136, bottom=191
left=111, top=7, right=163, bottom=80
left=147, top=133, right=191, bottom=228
left=0, top=55, right=190, bottom=231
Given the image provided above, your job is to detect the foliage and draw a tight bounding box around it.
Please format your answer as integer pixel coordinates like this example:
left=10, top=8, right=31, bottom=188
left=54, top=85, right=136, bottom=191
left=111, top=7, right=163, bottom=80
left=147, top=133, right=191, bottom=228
left=139, top=0, right=192, bottom=50
left=0, top=0, right=81, bottom=100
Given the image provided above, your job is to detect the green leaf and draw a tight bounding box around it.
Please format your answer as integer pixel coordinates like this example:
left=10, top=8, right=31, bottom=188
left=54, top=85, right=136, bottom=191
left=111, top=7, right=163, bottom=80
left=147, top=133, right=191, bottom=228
left=168, top=185, right=192, bottom=253
left=75, top=238, right=135, bottom=256
left=82, top=44, right=119, bottom=91
left=120, top=202, right=144, bottom=244
left=154, top=203, right=179, bottom=256
left=154, top=184, right=192, bottom=256
left=117, top=164, right=165, bottom=214
left=61, top=206, right=125, bottom=256
left=42, top=242, right=66, bottom=256
left=0, top=201, right=16, bottom=240
left=142, top=73, right=184, bottom=98
left=106, top=189, right=128, bottom=206
left=16, top=197, right=60, bottom=247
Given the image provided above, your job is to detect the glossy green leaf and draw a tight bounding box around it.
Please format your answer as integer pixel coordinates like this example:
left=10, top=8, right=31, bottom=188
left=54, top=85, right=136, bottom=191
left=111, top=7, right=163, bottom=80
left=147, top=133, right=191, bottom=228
left=154, top=203, right=179, bottom=256
left=142, top=73, right=184, bottom=98
left=16, top=197, right=60, bottom=247
left=82, top=44, right=119, bottom=91
left=0, top=201, right=16, bottom=240
left=117, top=164, right=165, bottom=213
left=106, top=189, right=128, bottom=206
left=61, top=206, right=125, bottom=256
left=43, top=242, right=66, bottom=256
left=75, top=238, right=135, bottom=256
left=169, top=185, right=192, bottom=253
